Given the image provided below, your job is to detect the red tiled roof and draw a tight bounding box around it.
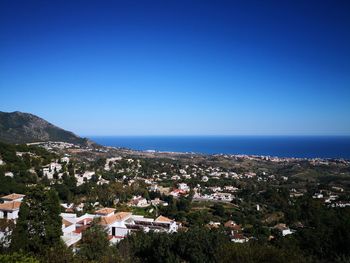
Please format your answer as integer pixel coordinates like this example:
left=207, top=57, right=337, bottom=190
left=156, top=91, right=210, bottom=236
left=94, top=207, right=116, bottom=215
left=1, top=193, right=25, bottom=201
left=224, top=220, right=241, bottom=231
left=74, top=225, right=90, bottom=234
left=155, top=215, right=173, bottom=223
left=62, top=219, right=73, bottom=227
left=76, top=218, right=93, bottom=225
left=0, top=201, right=21, bottom=211
left=99, top=212, right=132, bottom=225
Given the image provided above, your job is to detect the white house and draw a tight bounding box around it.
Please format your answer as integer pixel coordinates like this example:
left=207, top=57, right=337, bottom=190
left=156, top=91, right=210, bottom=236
left=213, top=192, right=234, bottom=202
left=43, top=162, right=63, bottom=179
left=231, top=233, right=249, bottom=243
left=178, top=183, right=190, bottom=192
left=4, top=172, right=14, bottom=178
left=75, top=171, right=95, bottom=186
left=274, top=223, right=293, bottom=236
left=99, top=211, right=133, bottom=238
left=128, top=196, right=149, bottom=208
left=60, top=212, right=97, bottom=247
left=0, top=201, right=21, bottom=220
left=95, top=208, right=179, bottom=242
left=58, top=208, right=180, bottom=246
left=61, top=218, right=81, bottom=247
left=0, top=194, right=25, bottom=220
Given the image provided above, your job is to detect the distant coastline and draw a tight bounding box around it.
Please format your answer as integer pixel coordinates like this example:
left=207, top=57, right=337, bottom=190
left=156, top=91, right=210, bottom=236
left=88, top=135, right=350, bottom=159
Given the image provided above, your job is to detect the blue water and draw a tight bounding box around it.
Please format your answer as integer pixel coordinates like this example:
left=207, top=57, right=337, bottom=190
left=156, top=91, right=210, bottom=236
left=89, top=136, right=350, bottom=159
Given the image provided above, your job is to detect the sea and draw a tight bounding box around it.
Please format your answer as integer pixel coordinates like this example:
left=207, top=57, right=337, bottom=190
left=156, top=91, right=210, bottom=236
left=88, top=136, right=350, bottom=159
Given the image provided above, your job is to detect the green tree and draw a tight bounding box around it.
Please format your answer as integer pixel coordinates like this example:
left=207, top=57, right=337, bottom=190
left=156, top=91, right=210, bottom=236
left=0, top=253, right=40, bottom=263
left=212, top=203, right=225, bottom=217
left=78, top=223, right=110, bottom=261
left=11, top=185, right=63, bottom=255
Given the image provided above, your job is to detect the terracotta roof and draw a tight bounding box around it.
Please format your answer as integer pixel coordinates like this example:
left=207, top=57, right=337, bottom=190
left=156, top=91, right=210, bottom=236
left=155, top=215, right=173, bottom=223
left=115, top=212, right=132, bottom=221
left=94, top=207, right=116, bottom=215
left=100, top=212, right=132, bottom=225
left=1, top=193, right=25, bottom=201
left=224, top=220, right=241, bottom=231
left=232, top=233, right=246, bottom=240
left=77, top=218, right=93, bottom=225
left=274, top=223, right=289, bottom=231
left=74, top=225, right=90, bottom=234
left=0, top=201, right=21, bottom=211
left=62, top=219, right=73, bottom=227
left=100, top=215, right=117, bottom=225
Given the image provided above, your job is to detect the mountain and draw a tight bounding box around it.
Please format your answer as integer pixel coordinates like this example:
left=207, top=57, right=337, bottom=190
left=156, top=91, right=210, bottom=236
left=0, top=111, right=94, bottom=146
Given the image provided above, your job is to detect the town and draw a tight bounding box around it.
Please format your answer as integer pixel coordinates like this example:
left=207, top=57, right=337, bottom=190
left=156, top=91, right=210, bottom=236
left=1, top=140, right=350, bottom=262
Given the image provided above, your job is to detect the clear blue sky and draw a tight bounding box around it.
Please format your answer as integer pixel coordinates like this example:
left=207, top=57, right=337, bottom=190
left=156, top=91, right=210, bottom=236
left=1, top=0, right=350, bottom=136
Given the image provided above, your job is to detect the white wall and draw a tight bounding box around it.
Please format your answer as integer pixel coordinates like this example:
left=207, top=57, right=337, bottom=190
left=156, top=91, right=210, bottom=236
left=0, top=210, right=19, bottom=220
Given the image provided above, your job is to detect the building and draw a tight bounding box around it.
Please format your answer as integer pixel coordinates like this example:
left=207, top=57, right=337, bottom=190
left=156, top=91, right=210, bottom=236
left=1, top=193, right=25, bottom=203
left=94, top=208, right=179, bottom=242
left=274, top=223, right=293, bottom=236
left=127, top=196, right=149, bottom=207
left=60, top=212, right=97, bottom=248
left=178, top=183, right=190, bottom=192
left=231, top=233, right=249, bottom=243
left=224, top=220, right=242, bottom=232
left=4, top=172, right=14, bottom=178
left=0, top=201, right=21, bottom=220
left=0, top=193, right=25, bottom=220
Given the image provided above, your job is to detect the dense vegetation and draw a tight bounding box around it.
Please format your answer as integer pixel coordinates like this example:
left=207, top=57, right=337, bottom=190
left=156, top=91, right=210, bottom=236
left=1, top=185, right=349, bottom=262
left=0, top=142, right=56, bottom=194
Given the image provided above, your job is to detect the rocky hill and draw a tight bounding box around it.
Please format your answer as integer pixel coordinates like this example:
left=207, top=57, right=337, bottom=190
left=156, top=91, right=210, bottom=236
left=0, top=111, right=93, bottom=146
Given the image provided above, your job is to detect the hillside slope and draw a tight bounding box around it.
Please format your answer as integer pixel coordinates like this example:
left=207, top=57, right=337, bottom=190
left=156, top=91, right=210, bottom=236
left=0, top=111, right=93, bottom=145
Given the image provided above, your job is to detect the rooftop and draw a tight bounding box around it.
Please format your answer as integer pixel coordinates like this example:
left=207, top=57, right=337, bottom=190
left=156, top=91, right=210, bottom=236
left=0, top=201, right=21, bottom=211
left=94, top=207, right=116, bottom=216
left=62, top=219, right=73, bottom=227
left=1, top=193, right=25, bottom=201
left=100, top=212, right=132, bottom=225
left=155, top=215, right=173, bottom=223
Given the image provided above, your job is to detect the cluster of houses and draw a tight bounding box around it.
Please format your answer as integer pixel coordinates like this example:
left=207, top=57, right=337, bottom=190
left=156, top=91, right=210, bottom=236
left=312, top=187, right=350, bottom=207
left=0, top=192, right=293, bottom=248
left=41, top=157, right=110, bottom=186
left=192, top=185, right=237, bottom=202
left=2, top=144, right=349, bottom=252
left=206, top=220, right=293, bottom=243
left=61, top=208, right=179, bottom=248
left=0, top=193, right=179, bottom=249
left=28, top=141, right=80, bottom=150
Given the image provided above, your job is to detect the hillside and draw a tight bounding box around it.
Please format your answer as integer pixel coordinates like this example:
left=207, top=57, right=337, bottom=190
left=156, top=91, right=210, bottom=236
left=0, top=111, right=93, bottom=146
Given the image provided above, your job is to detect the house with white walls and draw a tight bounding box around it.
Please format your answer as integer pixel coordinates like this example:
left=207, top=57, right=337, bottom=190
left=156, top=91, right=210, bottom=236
left=0, top=194, right=25, bottom=220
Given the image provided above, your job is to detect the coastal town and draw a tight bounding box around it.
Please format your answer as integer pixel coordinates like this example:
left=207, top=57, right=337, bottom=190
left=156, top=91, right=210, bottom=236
left=1, top=140, right=350, bottom=261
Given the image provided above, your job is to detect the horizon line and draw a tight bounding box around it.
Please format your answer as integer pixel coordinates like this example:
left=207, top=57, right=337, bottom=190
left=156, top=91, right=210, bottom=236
left=83, top=134, right=350, bottom=137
